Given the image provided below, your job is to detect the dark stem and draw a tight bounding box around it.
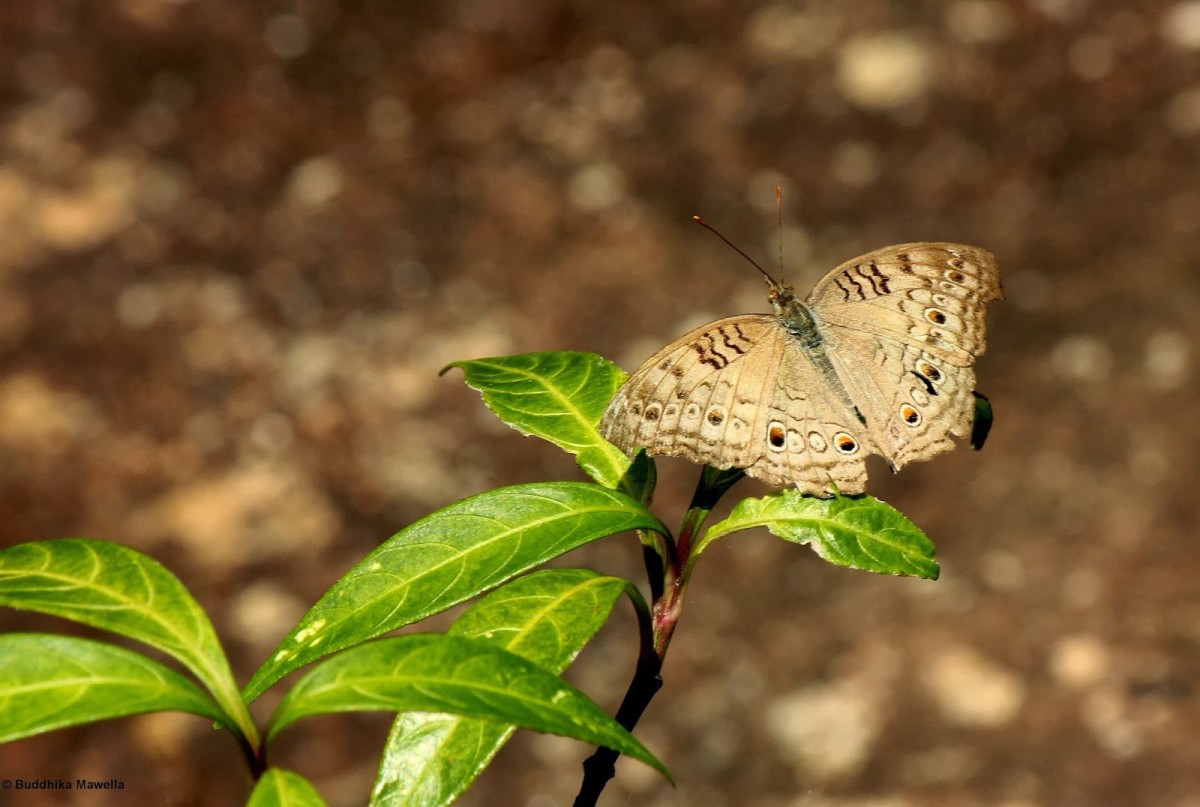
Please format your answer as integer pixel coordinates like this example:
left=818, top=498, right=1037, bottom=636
left=572, top=653, right=663, bottom=807
left=641, top=539, right=665, bottom=603
left=572, top=465, right=742, bottom=806
left=238, top=731, right=265, bottom=780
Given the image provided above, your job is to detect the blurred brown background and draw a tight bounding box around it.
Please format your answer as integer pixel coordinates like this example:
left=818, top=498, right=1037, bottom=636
left=3, top=1, right=1200, bottom=805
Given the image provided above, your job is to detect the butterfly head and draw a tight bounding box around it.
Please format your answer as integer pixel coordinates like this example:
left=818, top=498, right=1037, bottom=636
left=765, top=276, right=799, bottom=314
left=694, top=214, right=799, bottom=310
left=766, top=276, right=824, bottom=349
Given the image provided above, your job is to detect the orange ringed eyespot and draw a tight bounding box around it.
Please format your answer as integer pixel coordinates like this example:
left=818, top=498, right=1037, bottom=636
left=768, top=424, right=786, bottom=448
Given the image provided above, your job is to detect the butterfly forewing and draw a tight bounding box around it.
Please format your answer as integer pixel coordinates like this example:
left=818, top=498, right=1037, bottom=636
left=807, top=242, right=1001, bottom=306
left=601, top=315, right=780, bottom=471
left=807, top=243, right=1001, bottom=363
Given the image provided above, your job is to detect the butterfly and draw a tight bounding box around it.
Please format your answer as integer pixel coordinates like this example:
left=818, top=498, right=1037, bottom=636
left=599, top=242, right=1002, bottom=496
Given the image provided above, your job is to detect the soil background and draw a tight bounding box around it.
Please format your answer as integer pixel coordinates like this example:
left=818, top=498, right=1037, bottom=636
left=3, top=2, right=1200, bottom=806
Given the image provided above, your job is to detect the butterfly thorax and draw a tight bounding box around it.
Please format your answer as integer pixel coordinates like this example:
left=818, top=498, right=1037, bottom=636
left=769, top=279, right=868, bottom=428
left=769, top=282, right=824, bottom=352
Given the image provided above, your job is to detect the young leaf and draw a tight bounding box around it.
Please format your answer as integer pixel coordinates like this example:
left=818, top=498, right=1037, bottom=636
left=971, top=391, right=994, bottom=450
left=0, top=633, right=231, bottom=743
left=0, top=538, right=255, bottom=741
left=248, top=769, right=328, bottom=807
left=267, top=634, right=670, bottom=781
left=619, top=449, right=657, bottom=506
left=442, top=352, right=632, bottom=490
left=698, top=491, right=939, bottom=579
left=372, top=569, right=632, bottom=807
left=245, top=482, right=665, bottom=701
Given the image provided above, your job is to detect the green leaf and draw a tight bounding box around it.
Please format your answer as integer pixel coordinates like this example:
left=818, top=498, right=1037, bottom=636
left=450, top=569, right=630, bottom=660
left=245, top=482, right=665, bottom=701
left=374, top=714, right=494, bottom=807
left=619, top=449, right=657, bottom=506
left=248, top=769, right=328, bottom=807
left=372, top=569, right=632, bottom=807
left=267, top=634, right=670, bottom=781
left=699, top=491, right=939, bottom=579
left=441, top=352, right=633, bottom=490
left=0, top=633, right=231, bottom=743
left=971, top=390, right=994, bottom=450
left=0, top=538, right=255, bottom=741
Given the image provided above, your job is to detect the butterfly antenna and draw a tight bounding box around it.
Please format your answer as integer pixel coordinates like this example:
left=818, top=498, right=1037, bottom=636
left=776, top=186, right=784, bottom=279
left=692, top=215, right=782, bottom=288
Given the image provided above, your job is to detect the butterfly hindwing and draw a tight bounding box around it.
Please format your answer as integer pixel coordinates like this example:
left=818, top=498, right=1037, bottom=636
left=744, top=340, right=875, bottom=494
left=807, top=243, right=1001, bottom=471
left=820, top=329, right=975, bottom=470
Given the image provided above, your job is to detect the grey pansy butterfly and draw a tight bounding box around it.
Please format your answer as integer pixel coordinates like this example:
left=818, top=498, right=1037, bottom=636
left=600, top=242, right=1003, bottom=496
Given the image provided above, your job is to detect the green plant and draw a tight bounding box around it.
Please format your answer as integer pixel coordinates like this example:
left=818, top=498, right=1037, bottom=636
left=0, top=351, right=947, bottom=806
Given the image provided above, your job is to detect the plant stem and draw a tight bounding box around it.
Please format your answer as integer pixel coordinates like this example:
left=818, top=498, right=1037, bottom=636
left=572, top=465, right=743, bottom=806
left=572, top=651, right=663, bottom=807
left=641, top=539, right=666, bottom=603
left=239, top=731, right=265, bottom=780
